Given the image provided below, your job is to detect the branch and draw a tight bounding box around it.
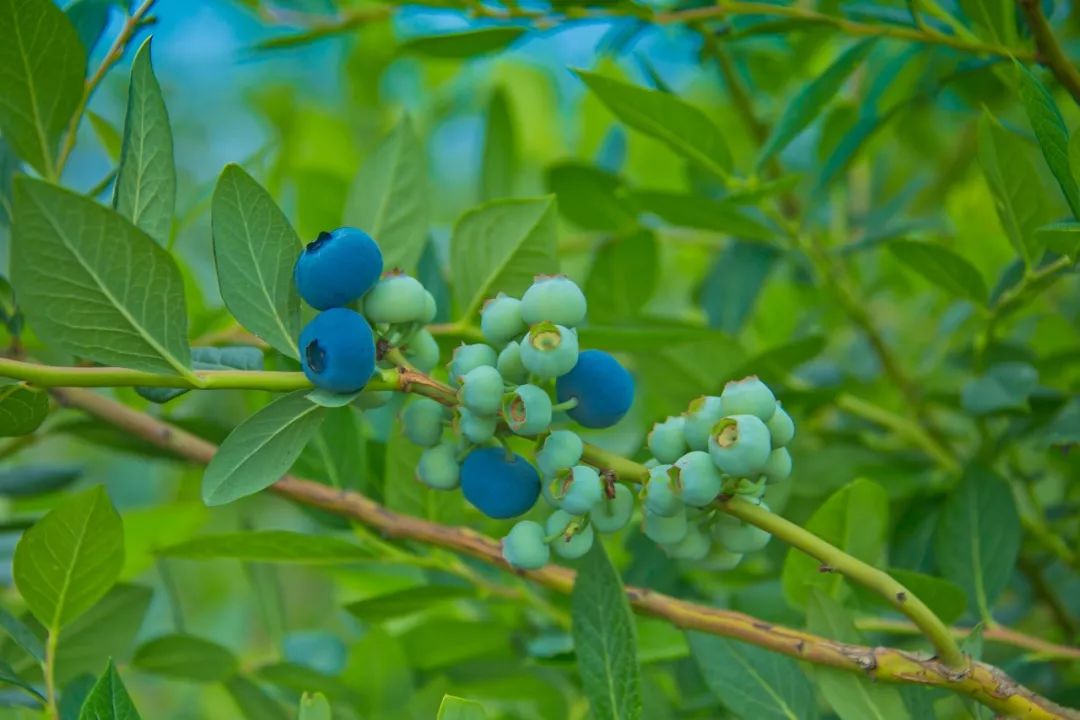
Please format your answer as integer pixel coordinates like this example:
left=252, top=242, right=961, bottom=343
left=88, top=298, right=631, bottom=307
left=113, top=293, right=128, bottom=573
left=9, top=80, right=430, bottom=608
left=50, top=386, right=1079, bottom=720
left=1017, top=0, right=1080, bottom=106
left=855, top=617, right=1080, bottom=662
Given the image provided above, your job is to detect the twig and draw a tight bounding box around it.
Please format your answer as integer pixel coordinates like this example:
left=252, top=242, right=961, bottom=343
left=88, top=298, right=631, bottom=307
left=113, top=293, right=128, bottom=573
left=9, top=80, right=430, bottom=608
left=1017, top=0, right=1080, bottom=106
left=854, top=617, right=1080, bottom=661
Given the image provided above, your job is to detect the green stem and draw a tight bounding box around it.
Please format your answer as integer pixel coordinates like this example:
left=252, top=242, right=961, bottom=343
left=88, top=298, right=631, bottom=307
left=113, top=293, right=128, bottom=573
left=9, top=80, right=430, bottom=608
left=1017, top=0, right=1080, bottom=106
left=836, top=393, right=960, bottom=474
left=43, top=631, right=59, bottom=719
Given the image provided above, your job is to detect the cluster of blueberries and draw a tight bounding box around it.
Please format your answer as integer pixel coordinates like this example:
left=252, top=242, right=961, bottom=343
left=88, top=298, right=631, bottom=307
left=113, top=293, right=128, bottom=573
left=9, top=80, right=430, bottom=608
left=291, top=228, right=794, bottom=572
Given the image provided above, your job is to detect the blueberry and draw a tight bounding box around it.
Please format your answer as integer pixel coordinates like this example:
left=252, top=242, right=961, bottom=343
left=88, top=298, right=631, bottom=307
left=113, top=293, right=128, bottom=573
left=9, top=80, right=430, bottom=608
left=299, top=308, right=376, bottom=393
left=535, top=430, right=583, bottom=477
left=402, top=397, right=447, bottom=447
left=496, top=341, right=528, bottom=385
left=643, top=507, right=688, bottom=545
left=457, top=407, right=497, bottom=444
left=449, top=344, right=498, bottom=387
left=520, top=322, right=579, bottom=379
left=762, top=447, right=791, bottom=484
left=648, top=416, right=687, bottom=464
left=589, top=483, right=634, bottom=533
left=502, top=520, right=550, bottom=570
left=662, top=525, right=710, bottom=560
left=461, top=447, right=541, bottom=519
left=708, top=415, right=771, bottom=477
left=520, top=275, right=587, bottom=327
left=481, top=293, right=527, bottom=348
left=767, top=403, right=795, bottom=448
left=645, top=464, right=683, bottom=517
left=721, top=376, right=776, bottom=422
left=704, top=546, right=744, bottom=571
left=713, top=513, right=771, bottom=553
left=682, top=396, right=725, bottom=451
left=504, top=384, right=552, bottom=436
left=294, top=227, right=383, bottom=310
left=560, top=465, right=603, bottom=515
left=403, top=329, right=440, bottom=372
left=363, top=274, right=429, bottom=325
left=416, top=442, right=460, bottom=490
left=555, top=350, right=634, bottom=429
left=674, top=451, right=722, bottom=507
left=551, top=520, right=595, bottom=559
left=460, top=365, right=504, bottom=415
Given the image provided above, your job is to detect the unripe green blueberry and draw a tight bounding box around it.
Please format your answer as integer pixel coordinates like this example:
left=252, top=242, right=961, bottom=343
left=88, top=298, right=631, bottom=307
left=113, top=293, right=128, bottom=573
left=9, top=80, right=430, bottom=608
left=662, top=525, right=710, bottom=560
left=762, top=447, right=791, bottom=484
left=504, top=384, right=553, bottom=436
left=460, top=365, right=504, bottom=415
left=708, top=415, right=771, bottom=477
left=448, top=343, right=498, bottom=387
left=703, top=546, right=744, bottom=571
left=644, top=464, right=683, bottom=518
left=353, top=390, right=392, bottom=409
left=560, top=465, right=604, bottom=515
left=713, top=515, right=771, bottom=553
left=721, top=376, right=776, bottom=422
left=520, top=275, right=587, bottom=327
left=402, top=397, right=447, bottom=447
left=648, top=416, right=687, bottom=464
left=546, top=508, right=576, bottom=534
left=403, top=329, right=440, bottom=372
left=675, top=450, right=722, bottom=507
left=643, top=507, right=688, bottom=545
left=546, top=511, right=595, bottom=559
left=422, top=290, right=438, bottom=324
left=497, top=341, right=528, bottom=384
left=502, top=520, right=550, bottom=570
left=457, top=407, right=497, bottom=444
left=767, top=403, right=795, bottom=448
left=363, top=273, right=428, bottom=324
left=481, top=293, right=526, bottom=347
left=644, top=458, right=660, bottom=470
left=590, top=484, right=634, bottom=533
left=683, top=396, right=725, bottom=451
left=520, top=322, right=579, bottom=379
left=536, top=430, right=583, bottom=477
left=416, top=442, right=460, bottom=490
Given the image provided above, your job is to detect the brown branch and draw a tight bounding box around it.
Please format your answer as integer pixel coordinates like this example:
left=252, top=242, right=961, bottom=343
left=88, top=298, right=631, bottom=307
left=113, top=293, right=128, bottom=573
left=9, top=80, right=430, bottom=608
left=1018, top=0, right=1080, bottom=106
left=51, top=386, right=1080, bottom=720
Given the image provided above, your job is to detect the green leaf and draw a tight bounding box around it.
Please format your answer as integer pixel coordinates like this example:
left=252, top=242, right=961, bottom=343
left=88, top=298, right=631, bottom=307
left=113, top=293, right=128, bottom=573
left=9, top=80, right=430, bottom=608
left=224, top=676, right=290, bottom=720
left=934, top=467, right=1020, bottom=617
left=578, top=323, right=731, bottom=352
left=257, top=662, right=358, bottom=703
left=55, top=584, right=153, bottom=685
left=570, top=542, right=641, bottom=720
left=782, top=479, right=889, bottom=607
left=450, top=197, right=557, bottom=319
left=887, top=239, right=988, bottom=305
left=805, top=591, right=910, bottom=720
left=87, top=112, right=121, bottom=162
left=131, top=634, right=238, bottom=682
left=481, top=89, right=516, bottom=201
left=211, top=164, right=302, bottom=359
left=576, top=70, right=731, bottom=178
left=399, top=620, right=510, bottom=671
left=977, top=111, right=1047, bottom=265
left=887, top=570, right=967, bottom=625
left=585, top=231, right=658, bottom=322
left=136, top=346, right=264, bottom=404
left=296, top=692, right=330, bottom=720
left=383, top=422, right=459, bottom=523
left=0, top=0, right=87, bottom=175
left=0, top=464, right=81, bottom=496
left=688, top=632, right=816, bottom=720
left=0, top=604, right=44, bottom=663
left=0, top=137, right=18, bottom=226
left=399, top=28, right=525, bottom=58
left=78, top=660, right=141, bottom=720
left=345, top=116, right=428, bottom=273
left=1034, top=221, right=1080, bottom=259
left=11, top=178, right=192, bottom=376
left=545, top=163, right=638, bottom=232
left=757, top=40, right=876, bottom=167
left=438, top=695, right=488, bottom=720
left=0, top=382, right=49, bottom=436
left=159, top=530, right=371, bottom=563
left=65, top=0, right=114, bottom=57
left=345, top=585, right=474, bottom=622
left=699, top=241, right=778, bottom=334
left=631, top=190, right=775, bottom=241
left=114, top=38, right=176, bottom=246
left=1016, top=63, right=1080, bottom=218
left=13, top=485, right=124, bottom=631
left=0, top=658, right=44, bottom=702
left=961, top=362, right=1038, bottom=415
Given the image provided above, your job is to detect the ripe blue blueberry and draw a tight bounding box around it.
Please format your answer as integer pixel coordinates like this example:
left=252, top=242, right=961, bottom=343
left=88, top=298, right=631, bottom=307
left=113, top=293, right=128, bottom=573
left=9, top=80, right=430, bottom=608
left=663, top=525, right=710, bottom=560
left=643, top=507, right=688, bottom=545
left=294, top=227, right=382, bottom=310
left=560, top=465, right=604, bottom=515
left=549, top=516, right=595, bottom=559
left=402, top=397, right=446, bottom=447
left=502, top=520, right=550, bottom=570
left=721, top=376, right=776, bottom=422
left=675, top=450, right=722, bottom=507
left=496, top=341, right=528, bottom=385
left=590, top=483, right=634, bottom=533
left=708, top=415, right=771, bottom=477
left=714, top=513, right=771, bottom=553
left=762, top=447, right=792, bottom=484
left=648, top=416, right=687, bottom=464
left=403, top=329, right=440, bottom=372
left=520, top=275, right=587, bottom=327
left=460, top=365, right=504, bottom=415
left=767, top=403, right=795, bottom=448
left=536, top=430, right=583, bottom=477
left=555, top=350, right=634, bottom=429
left=363, top=273, right=429, bottom=324
left=416, top=442, right=460, bottom=490
left=504, top=384, right=552, bottom=436
left=520, top=322, right=579, bottom=379
left=481, top=293, right=527, bottom=348
left=682, top=396, right=725, bottom=451
left=299, top=308, right=376, bottom=393
left=645, top=464, right=683, bottom=517
left=449, top=344, right=498, bottom=387
left=461, top=447, right=541, bottom=519
left=457, top=407, right=497, bottom=444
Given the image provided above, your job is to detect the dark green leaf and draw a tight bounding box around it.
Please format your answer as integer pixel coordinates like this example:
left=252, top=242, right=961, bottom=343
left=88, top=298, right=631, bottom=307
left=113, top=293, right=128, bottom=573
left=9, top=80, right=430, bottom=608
left=56, top=584, right=153, bottom=685
left=0, top=605, right=44, bottom=663
left=0, top=138, right=17, bottom=226
left=345, top=585, right=474, bottom=622
left=0, top=382, right=49, bottom=437
left=298, top=692, right=331, bottom=720
left=64, top=0, right=114, bottom=56
left=399, top=28, right=525, bottom=58
left=733, top=335, right=825, bottom=381
left=1034, top=222, right=1080, bottom=259
left=480, top=89, right=516, bottom=201
left=59, top=675, right=96, bottom=720
left=0, top=464, right=80, bottom=497
left=211, top=164, right=302, bottom=358
left=585, top=232, right=657, bottom=322
left=571, top=542, right=641, bottom=720
left=1016, top=63, right=1080, bottom=218
left=136, top=346, right=264, bottom=404
left=159, top=530, right=371, bottom=563
left=888, top=239, right=987, bottom=304
left=577, top=322, right=731, bottom=352
left=132, top=634, right=238, bottom=682
left=438, top=695, right=487, bottom=720
left=0, top=658, right=43, bottom=703
left=78, top=660, right=140, bottom=720
left=546, top=163, right=637, bottom=232
left=11, top=179, right=192, bottom=376
left=961, top=362, right=1038, bottom=415
left=699, top=241, right=778, bottom=334
left=632, top=190, right=775, bottom=241
left=224, top=676, right=290, bottom=720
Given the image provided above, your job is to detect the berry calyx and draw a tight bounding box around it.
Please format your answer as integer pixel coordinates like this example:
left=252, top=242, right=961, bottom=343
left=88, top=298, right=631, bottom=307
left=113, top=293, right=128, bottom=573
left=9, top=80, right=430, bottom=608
left=502, top=520, right=550, bottom=570
left=548, top=513, right=595, bottom=559
left=555, top=350, right=634, bottom=429
left=460, top=447, right=541, bottom=519
left=708, top=415, right=771, bottom=477
left=504, top=384, right=553, bottom=436
left=520, top=322, right=579, bottom=379
left=299, top=308, right=376, bottom=393
left=520, top=275, right=587, bottom=327
left=293, top=227, right=382, bottom=310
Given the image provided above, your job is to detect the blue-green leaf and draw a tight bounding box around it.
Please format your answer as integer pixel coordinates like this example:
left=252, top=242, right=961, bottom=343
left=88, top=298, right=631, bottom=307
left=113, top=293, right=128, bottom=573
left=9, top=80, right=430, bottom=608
left=136, top=346, right=264, bottom=404
left=132, top=634, right=238, bottom=683
left=961, top=362, right=1038, bottom=415
left=888, top=239, right=987, bottom=305
left=399, top=28, right=525, bottom=58
left=0, top=381, right=49, bottom=437
left=481, top=89, right=516, bottom=201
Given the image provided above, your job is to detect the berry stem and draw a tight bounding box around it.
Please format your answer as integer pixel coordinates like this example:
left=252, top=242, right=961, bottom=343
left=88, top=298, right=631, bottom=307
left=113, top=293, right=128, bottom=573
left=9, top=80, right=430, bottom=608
left=549, top=398, right=578, bottom=412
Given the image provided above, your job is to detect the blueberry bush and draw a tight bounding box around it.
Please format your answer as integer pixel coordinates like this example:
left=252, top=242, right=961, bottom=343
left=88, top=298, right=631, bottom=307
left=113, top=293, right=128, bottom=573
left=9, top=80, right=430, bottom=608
left=0, top=0, right=1079, bottom=718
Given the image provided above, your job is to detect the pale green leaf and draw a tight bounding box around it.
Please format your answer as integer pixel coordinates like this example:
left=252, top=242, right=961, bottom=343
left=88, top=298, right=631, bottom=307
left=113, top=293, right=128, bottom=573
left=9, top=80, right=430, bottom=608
left=299, top=692, right=331, bottom=720
left=1034, top=221, right=1080, bottom=259
left=438, top=695, right=488, bottom=720
left=631, top=190, right=776, bottom=241
left=78, top=660, right=141, bottom=720
left=888, top=239, right=987, bottom=305
left=224, top=676, right=290, bottom=720
left=961, top=362, right=1038, bottom=415
left=585, top=231, right=657, bottom=322
left=481, top=89, right=516, bottom=201
left=399, top=28, right=524, bottom=58
left=159, top=530, right=371, bottom=563
left=0, top=605, right=44, bottom=663
left=546, top=162, right=637, bottom=233
left=87, top=112, right=120, bottom=162
left=56, top=584, right=153, bottom=685
left=0, top=382, right=49, bottom=436
left=345, top=586, right=474, bottom=622
left=132, top=634, right=238, bottom=682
